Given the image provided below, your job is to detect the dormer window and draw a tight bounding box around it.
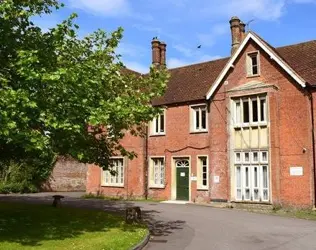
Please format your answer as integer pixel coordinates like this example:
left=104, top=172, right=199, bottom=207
left=247, top=52, right=260, bottom=77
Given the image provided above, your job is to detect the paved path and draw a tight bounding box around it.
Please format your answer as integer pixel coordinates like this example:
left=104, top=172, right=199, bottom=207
left=1, top=193, right=316, bottom=250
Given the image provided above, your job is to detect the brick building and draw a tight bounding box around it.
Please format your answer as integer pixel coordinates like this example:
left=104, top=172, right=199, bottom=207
left=87, top=16, right=316, bottom=208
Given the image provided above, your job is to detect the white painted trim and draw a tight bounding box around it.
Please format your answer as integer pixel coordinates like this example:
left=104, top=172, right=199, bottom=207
left=150, top=109, right=166, bottom=136
left=101, top=157, right=125, bottom=187
left=206, top=33, right=306, bottom=100
left=189, top=104, right=208, bottom=133
left=171, top=156, right=191, bottom=201
left=148, top=156, right=166, bottom=189
left=196, top=155, right=209, bottom=190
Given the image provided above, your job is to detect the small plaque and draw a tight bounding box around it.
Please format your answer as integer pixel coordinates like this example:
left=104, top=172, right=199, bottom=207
left=214, top=176, right=220, bottom=183
left=191, top=176, right=197, bottom=181
left=180, top=172, right=186, bottom=177
left=290, top=166, right=303, bottom=176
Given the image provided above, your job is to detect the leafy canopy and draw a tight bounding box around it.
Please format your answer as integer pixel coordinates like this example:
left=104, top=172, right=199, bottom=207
left=0, top=0, right=169, bottom=169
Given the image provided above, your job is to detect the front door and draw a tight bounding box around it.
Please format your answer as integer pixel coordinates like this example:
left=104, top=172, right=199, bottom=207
left=176, top=160, right=189, bottom=201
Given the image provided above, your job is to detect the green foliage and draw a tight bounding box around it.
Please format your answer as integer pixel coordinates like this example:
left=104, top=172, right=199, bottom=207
left=0, top=1, right=169, bottom=171
left=0, top=155, right=56, bottom=193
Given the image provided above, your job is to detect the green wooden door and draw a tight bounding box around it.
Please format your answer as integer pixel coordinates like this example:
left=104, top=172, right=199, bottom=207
left=176, top=167, right=189, bottom=201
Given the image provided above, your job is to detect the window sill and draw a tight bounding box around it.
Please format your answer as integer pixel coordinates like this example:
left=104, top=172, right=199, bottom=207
left=232, top=200, right=271, bottom=205
left=149, top=185, right=165, bottom=189
left=197, top=188, right=209, bottom=191
left=246, top=74, right=260, bottom=78
left=149, top=133, right=166, bottom=137
left=101, top=184, right=124, bottom=188
left=190, top=130, right=208, bottom=134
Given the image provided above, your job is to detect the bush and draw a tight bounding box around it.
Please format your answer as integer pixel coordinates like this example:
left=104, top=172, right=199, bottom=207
left=0, top=182, right=38, bottom=194
left=0, top=155, right=56, bottom=194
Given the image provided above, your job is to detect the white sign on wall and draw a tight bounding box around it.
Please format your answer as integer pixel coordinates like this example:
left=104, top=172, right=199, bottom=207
left=191, top=176, right=197, bottom=181
left=290, top=166, right=303, bottom=176
left=213, top=176, right=220, bottom=183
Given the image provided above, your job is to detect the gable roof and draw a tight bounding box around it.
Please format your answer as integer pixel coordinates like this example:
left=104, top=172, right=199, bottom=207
left=149, top=35, right=316, bottom=105
left=206, top=32, right=309, bottom=99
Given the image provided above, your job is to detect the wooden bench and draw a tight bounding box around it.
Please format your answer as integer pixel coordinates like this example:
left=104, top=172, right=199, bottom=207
left=52, top=195, right=64, bottom=207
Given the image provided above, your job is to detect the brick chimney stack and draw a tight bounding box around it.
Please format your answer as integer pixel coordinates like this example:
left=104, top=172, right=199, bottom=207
left=230, top=16, right=244, bottom=55
left=240, top=21, right=246, bottom=41
left=159, top=42, right=167, bottom=67
left=151, top=38, right=161, bottom=67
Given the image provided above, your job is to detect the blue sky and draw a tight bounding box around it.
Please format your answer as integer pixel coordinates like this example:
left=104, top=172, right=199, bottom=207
left=33, top=0, right=316, bottom=73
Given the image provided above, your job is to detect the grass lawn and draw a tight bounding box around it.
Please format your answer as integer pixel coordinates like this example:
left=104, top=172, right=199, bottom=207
left=0, top=202, right=148, bottom=250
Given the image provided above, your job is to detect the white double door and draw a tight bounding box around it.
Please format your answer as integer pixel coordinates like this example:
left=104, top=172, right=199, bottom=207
left=235, top=165, right=269, bottom=202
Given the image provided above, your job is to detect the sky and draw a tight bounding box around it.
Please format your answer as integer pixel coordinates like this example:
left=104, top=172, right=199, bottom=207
left=33, top=0, right=316, bottom=73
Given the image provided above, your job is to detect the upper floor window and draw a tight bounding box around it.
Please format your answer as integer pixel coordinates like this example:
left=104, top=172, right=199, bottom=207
left=247, top=52, right=260, bottom=77
left=151, top=110, right=165, bottom=135
left=102, top=158, right=124, bottom=187
left=191, top=105, right=207, bottom=133
left=233, top=96, right=267, bottom=127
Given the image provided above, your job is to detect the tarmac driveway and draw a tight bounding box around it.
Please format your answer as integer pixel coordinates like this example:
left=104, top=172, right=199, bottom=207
left=1, top=193, right=316, bottom=250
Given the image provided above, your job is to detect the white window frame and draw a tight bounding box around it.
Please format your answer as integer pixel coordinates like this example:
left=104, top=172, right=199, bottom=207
left=197, top=155, right=209, bottom=190
left=190, top=104, right=208, bottom=133
left=232, top=96, right=267, bottom=127
left=246, top=51, right=260, bottom=77
left=150, top=110, right=166, bottom=136
left=260, top=151, right=269, bottom=164
left=102, top=157, right=125, bottom=187
left=149, top=156, right=165, bottom=188
left=234, top=151, right=270, bottom=202
left=252, top=151, right=259, bottom=164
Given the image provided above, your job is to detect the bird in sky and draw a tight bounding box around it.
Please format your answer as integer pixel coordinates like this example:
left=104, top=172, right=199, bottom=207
left=197, top=45, right=202, bottom=49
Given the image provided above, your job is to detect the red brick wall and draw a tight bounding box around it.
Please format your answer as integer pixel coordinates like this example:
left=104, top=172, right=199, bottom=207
left=85, top=39, right=315, bottom=208
left=147, top=104, right=211, bottom=202
left=213, top=40, right=314, bottom=208
left=42, top=156, right=87, bottom=192
left=86, top=131, right=146, bottom=198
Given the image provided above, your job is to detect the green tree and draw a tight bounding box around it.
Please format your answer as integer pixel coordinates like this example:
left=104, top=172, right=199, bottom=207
left=0, top=0, right=168, bottom=173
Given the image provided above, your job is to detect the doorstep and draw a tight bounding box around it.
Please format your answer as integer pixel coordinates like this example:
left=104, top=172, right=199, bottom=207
left=160, top=200, right=190, bottom=205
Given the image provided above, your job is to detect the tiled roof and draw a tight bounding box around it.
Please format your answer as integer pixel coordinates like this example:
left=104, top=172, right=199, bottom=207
left=150, top=37, right=316, bottom=106
left=153, top=57, right=229, bottom=105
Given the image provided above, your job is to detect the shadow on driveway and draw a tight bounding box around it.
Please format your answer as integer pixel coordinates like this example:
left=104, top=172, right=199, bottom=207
left=0, top=194, right=186, bottom=245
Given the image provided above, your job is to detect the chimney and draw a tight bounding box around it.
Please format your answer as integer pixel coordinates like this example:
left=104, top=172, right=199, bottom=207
left=151, top=38, right=161, bottom=67
left=240, top=21, right=246, bottom=41
left=230, top=16, right=242, bottom=55
left=159, top=42, right=167, bottom=67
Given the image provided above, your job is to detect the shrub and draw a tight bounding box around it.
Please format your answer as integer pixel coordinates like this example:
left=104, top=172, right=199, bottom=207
left=0, top=154, right=56, bottom=194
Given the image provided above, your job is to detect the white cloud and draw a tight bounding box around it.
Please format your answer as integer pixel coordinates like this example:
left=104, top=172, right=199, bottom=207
left=172, top=44, right=196, bottom=57
left=117, top=43, right=147, bottom=58
left=168, top=54, right=222, bottom=69
left=67, top=0, right=152, bottom=21
left=68, top=0, right=130, bottom=16
left=132, top=24, right=162, bottom=35
left=167, top=58, right=189, bottom=68
left=124, top=61, right=149, bottom=74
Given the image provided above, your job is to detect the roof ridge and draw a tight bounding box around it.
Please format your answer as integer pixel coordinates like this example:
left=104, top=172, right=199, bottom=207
left=276, top=40, right=316, bottom=49
left=168, top=57, right=229, bottom=71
